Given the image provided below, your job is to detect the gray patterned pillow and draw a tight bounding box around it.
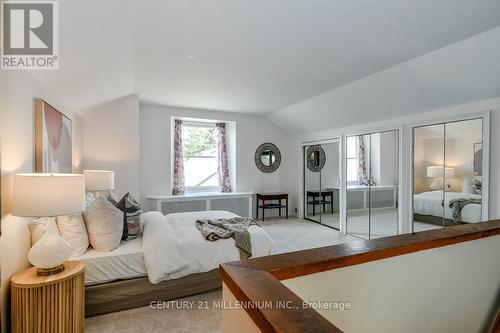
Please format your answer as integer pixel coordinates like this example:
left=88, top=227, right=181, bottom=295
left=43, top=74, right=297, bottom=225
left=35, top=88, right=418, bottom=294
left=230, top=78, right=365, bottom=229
left=117, top=193, right=143, bottom=240
left=83, top=197, right=124, bottom=251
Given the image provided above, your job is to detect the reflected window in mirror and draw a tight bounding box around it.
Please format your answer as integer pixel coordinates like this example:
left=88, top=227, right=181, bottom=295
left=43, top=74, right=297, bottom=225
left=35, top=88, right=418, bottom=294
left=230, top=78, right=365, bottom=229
left=346, top=136, right=358, bottom=184
left=260, top=149, right=276, bottom=167
left=346, top=131, right=399, bottom=240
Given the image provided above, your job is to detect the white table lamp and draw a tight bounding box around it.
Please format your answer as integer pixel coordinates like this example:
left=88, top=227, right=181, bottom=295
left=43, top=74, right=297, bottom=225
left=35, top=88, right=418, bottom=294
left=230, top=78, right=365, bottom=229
left=12, top=174, right=85, bottom=275
left=427, top=166, right=455, bottom=190
left=83, top=170, right=115, bottom=198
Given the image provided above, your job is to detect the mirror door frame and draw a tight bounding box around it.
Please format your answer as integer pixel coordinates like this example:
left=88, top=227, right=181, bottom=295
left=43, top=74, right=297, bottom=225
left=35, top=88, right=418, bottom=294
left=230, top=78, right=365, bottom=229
left=409, top=111, right=490, bottom=232
left=342, top=128, right=403, bottom=238
left=301, top=138, right=342, bottom=230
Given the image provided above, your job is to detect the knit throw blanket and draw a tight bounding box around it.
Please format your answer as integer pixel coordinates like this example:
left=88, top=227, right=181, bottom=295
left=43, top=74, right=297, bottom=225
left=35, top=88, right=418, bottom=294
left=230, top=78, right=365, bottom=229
left=448, top=198, right=482, bottom=223
left=195, top=217, right=259, bottom=260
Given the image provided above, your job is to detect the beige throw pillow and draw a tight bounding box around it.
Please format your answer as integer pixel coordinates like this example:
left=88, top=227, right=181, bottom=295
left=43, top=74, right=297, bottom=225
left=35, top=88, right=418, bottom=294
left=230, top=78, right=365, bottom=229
left=57, top=213, right=89, bottom=257
left=83, top=197, right=124, bottom=251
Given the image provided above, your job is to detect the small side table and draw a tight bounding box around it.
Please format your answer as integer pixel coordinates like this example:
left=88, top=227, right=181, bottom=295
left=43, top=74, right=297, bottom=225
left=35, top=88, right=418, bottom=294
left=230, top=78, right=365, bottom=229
left=11, top=261, right=85, bottom=333
left=306, top=191, right=334, bottom=216
left=256, top=193, right=288, bottom=221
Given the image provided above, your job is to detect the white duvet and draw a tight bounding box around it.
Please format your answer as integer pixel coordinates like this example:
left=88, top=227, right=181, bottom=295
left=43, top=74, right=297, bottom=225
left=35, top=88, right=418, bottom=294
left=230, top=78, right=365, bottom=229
left=413, top=191, right=482, bottom=223
left=142, top=210, right=276, bottom=284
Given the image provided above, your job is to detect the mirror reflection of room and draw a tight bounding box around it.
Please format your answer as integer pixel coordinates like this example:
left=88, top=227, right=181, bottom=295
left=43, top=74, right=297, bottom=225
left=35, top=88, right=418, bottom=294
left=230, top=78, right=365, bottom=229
left=304, top=145, right=322, bottom=224
left=346, top=131, right=399, bottom=240
left=319, top=143, right=340, bottom=229
left=413, top=119, right=483, bottom=232
left=304, top=143, right=340, bottom=229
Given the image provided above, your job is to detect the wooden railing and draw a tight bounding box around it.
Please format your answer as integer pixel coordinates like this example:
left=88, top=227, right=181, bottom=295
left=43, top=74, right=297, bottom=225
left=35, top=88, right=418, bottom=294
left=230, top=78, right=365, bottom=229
left=220, top=220, right=500, bottom=333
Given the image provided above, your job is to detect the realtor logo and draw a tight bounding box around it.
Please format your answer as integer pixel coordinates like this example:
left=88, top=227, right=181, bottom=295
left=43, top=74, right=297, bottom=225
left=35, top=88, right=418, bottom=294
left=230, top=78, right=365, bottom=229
left=1, top=1, right=59, bottom=70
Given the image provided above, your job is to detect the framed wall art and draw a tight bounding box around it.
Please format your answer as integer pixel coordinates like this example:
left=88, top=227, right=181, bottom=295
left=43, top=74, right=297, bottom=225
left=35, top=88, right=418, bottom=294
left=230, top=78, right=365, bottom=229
left=35, top=98, right=72, bottom=173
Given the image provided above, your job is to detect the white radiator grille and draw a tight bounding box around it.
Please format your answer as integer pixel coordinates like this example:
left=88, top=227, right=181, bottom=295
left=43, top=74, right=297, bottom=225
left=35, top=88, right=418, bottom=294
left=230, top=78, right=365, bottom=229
left=161, top=200, right=207, bottom=215
left=158, top=197, right=251, bottom=216
left=347, top=191, right=365, bottom=210
left=371, top=189, right=397, bottom=208
left=210, top=198, right=250, bottom=217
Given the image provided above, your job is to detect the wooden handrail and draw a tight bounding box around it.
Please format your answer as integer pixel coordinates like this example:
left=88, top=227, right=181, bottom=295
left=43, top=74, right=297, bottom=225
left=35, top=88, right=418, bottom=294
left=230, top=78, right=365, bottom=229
left=220, top=220, right=500, bottom=333
left=490, top=310, right=500, bottom=333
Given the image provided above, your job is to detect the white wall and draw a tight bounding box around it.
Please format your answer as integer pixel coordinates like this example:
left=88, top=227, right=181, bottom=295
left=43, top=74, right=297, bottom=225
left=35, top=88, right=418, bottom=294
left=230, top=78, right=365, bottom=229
left=283, top=235, right=500, bottom=333
left=222, top=283, right=260, bottom=333
left=140, top=105, right=294, bottom=216
left=81, top=94, right=140, bottom=199
left=370, top=131, right=398, bottom=186
left=319, top=143, right=340, bottom=189
left=0, top=71, right=83, bottom=332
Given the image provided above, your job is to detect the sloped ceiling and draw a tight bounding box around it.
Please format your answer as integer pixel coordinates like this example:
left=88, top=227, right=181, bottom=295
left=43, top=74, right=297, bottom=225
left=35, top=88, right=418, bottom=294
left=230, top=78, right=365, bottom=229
left=268, top=27, right=500, bottom=133
left=25, top=0, right=500, bottom=124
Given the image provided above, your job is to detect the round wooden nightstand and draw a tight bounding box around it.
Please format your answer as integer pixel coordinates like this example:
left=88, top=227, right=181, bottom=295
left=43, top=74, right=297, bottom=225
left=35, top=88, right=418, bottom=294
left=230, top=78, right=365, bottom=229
left=11, top=261, right=85, bottom=333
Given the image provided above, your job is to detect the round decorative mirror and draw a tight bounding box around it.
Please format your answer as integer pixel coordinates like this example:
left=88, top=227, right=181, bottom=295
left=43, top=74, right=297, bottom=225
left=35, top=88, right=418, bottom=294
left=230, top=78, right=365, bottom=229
left=306, top=145, right=326, bottom=172
left=255, top=143, right=281, bottom=173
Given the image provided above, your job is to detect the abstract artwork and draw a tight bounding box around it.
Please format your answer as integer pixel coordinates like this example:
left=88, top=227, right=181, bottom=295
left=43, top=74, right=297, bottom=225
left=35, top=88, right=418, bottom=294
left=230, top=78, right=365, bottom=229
left=35, top=98, right=72, bottom=173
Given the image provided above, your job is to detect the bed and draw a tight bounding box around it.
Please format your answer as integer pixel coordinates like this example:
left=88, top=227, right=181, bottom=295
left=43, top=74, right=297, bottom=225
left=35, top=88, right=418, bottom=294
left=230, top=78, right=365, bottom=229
left=413, top=190, right=482, bottom=225
left=78, top=237, right=146, bottom=285
left=81, top=210, right=276, bottom=316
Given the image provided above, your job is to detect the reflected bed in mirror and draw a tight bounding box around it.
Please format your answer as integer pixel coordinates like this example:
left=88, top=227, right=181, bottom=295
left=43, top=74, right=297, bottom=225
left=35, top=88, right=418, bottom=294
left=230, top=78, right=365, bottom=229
left=412, top=118, right=484, bottom=232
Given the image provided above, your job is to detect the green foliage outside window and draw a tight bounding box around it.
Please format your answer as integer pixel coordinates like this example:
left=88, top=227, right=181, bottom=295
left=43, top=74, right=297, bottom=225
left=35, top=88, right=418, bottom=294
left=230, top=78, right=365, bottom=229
left=182, top=126, right=216, bottom=158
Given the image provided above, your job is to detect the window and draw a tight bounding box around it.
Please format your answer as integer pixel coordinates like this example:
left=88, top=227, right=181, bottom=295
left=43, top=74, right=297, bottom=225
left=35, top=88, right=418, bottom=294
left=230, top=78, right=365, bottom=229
left=346, top=136, right=358, bottom=183
left=182, top=123, right=218, bottom=191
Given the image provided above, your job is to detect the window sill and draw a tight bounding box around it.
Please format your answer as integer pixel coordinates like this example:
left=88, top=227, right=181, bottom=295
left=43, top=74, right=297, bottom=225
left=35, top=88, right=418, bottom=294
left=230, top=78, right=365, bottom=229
left=185, top=187, right=220, bottom=194
left=147, top=192, right=254, bottom=200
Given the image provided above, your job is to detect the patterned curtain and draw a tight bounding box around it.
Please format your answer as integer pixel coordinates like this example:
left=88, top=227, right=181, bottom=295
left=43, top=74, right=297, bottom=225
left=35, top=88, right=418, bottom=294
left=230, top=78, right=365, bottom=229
left=172, top=119, right=185, bottom=195
left=357, top=136, right=369, bottom=185
left=215, top=123, right=232, bottom=192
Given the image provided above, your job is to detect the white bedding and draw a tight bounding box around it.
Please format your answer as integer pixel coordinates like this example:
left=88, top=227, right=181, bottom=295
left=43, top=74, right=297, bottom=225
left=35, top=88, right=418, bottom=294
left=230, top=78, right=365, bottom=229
left=75, top=237, right=146, bottom=285
left=142, top=211, right=277, bottom=284
left=413, top=191, right=482, bottom=223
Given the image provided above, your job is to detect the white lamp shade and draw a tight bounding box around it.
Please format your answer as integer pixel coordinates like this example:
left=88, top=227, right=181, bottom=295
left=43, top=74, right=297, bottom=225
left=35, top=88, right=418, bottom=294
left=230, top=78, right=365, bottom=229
left=426, top=166, right=455, bottom=178
left=427, top=166, right=441, bottom=178
left=84, top=170, right=115, bottom=191
left=12, top=174, right=85, bottom=217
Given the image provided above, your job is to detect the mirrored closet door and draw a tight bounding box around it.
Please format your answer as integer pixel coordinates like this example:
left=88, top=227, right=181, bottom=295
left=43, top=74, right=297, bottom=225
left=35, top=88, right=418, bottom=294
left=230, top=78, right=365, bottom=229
left=303, top=142, right=340, bottom=229
left=413, top=118, right=484, bottom=232
left=346, top=130, right=399, bottom=240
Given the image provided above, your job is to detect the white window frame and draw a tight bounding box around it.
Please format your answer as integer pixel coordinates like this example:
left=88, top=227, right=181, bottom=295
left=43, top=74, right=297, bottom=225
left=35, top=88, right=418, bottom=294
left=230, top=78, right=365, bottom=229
left=182, top=121, right=220, bottom=193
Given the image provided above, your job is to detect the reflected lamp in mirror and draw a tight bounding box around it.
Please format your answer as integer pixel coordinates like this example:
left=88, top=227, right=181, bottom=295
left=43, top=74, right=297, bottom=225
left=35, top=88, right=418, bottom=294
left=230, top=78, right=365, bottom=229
left=255, top=143, right=281, bottom=173
left=12, top=173, right=85, bottom=276
left=427, top=166, right=455, bottom=190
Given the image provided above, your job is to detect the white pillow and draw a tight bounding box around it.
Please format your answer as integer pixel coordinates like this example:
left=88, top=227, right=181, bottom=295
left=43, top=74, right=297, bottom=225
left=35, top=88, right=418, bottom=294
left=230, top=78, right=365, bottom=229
left=29, top=217, right=51, bottom=245
left=83, top=197, right=124, bottom=251
left=57, top=213, right=89, bottom=257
